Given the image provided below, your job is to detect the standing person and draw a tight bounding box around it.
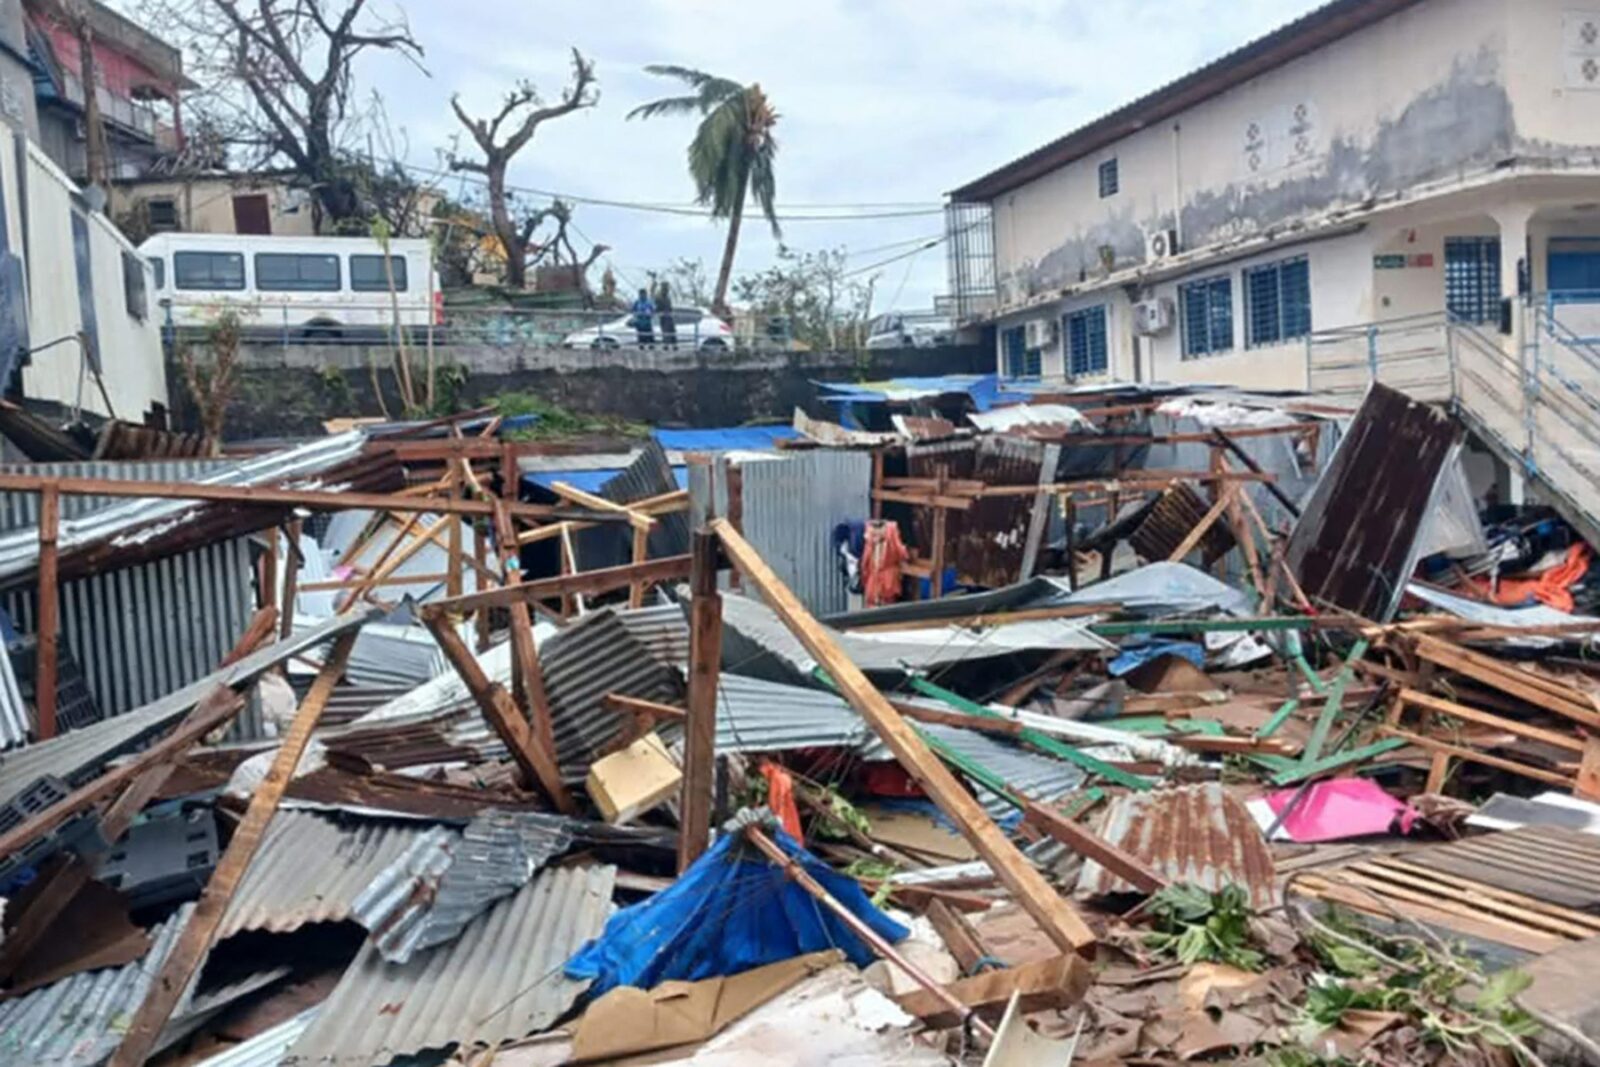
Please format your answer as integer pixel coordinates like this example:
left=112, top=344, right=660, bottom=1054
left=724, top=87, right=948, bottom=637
left=656, top=282, right=678, bottom=350
left=630, top=288, right=656, bottom=348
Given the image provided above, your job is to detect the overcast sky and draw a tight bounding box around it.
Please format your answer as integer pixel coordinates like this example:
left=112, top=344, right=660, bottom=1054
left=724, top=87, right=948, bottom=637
left=313, top=2, right=1324, bottom=309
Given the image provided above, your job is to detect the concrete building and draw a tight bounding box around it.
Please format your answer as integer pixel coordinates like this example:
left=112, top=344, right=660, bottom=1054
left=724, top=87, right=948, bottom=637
left=23, top=0, right=186, bottom=184
left=109, top=170, right=318, bottom=239
left=946, top=0, right=1600, bottom=390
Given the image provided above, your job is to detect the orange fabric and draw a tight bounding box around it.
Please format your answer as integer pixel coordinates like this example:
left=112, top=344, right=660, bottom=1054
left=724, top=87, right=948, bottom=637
left=760, top=762, right=803, bottom=840
left=1468, top=542, right=1592, bottom=613
left=862, top=520, right=908, bottom=607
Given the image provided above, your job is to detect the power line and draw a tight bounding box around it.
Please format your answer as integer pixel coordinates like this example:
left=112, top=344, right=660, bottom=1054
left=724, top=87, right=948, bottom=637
left=843, top=236, right=947, bottom=278
left=406, top=162, right=945, bottom=222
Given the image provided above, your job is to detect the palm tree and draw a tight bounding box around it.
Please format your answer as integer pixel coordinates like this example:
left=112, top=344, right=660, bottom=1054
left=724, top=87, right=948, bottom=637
left=628, top=66, right=779, bottom=319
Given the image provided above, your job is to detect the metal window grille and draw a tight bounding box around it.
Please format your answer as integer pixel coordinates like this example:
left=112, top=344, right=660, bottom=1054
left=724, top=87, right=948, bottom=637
left=1098, top=159, right=1119, bottom=198
left=1444, top=237, right=1501, bottom=323
left=1065, top=305, right=1108, bottom=376
left=944, top=201, right=997, bottom=321
left=1244, top=256, right=1311, bottom=346
left=1180, top=276, right=1233, bottom=359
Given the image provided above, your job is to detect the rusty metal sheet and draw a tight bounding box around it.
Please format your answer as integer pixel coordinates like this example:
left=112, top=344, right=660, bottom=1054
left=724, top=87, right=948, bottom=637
left=1287, top=382, right=1461, bottom=621
left=1077, top=783, right=1276, bottom=908
left=891, top=415, right=959, bottom=442
left=1128, top=482, right=1236, bottom=566
left=907, top=436, right=1052, bottom=588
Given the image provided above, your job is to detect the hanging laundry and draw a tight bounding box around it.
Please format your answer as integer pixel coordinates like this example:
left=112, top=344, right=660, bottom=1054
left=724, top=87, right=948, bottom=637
left=760, top=762, right=803, bottom=840
left=861, top=519, right=908, bottom=607
left=830, top=521, right=866, bottom=594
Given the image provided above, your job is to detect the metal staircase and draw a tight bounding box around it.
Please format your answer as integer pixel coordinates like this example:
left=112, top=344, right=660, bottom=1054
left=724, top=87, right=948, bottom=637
left=1306, top=307, right=1600, bottom=549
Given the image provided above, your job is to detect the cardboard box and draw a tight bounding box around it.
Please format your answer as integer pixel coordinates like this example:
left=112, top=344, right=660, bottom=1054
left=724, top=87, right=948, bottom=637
left=586, top=733, right=682, bottom=824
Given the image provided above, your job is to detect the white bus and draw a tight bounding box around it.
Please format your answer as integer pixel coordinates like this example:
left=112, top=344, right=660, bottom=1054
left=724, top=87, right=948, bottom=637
left=140, top=233, right=440, bottom=337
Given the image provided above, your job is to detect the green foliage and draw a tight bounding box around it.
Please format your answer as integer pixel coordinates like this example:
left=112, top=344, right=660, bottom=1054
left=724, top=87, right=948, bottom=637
left=811, top=785, right=870, bottom=841
left=316, top=364, right=353, bottom=410
left=489, top=391, right=649, bottom=440
left=431, top=363, right=470, bottom=415
left=1144, top=883, right=1266, bottom=971
left=841, top=858, right=898, bottom=907
left=733, top=244, right=875, bottom=352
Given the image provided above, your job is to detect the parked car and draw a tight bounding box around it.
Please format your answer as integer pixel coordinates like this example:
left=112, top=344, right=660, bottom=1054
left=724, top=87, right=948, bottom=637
left=864, top=312, right=955, bottom=349
left=562, top=307, right=733, bottom=350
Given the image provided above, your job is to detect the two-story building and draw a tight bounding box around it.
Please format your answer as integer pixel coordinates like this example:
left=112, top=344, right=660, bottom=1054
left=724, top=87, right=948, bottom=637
left=947, top=0, right=1600, bottom=390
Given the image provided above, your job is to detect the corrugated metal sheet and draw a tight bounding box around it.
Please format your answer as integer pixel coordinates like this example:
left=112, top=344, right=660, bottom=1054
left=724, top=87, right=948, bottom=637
left=287, top=863, right=616, bottom=1066
left=0, top=460, right=239, bottom=527
left=0, top=636, right=27, bottom=748
left=905, top=436, right=1055, bottom=588
left=0, top=432, right=373, bottom=584
left=967, top=404, right=1092, bottom=432
left=356, top=810, right=573, bottom=964
left=615, top=602, right=690, bottom=666
left=1287, top=383, right=1459, bottom=621
left=4, top=538, right=255, bottom=718
left=195, top=1008, right=319, bottom=1067
left=217, top=811, right=435, bottom=941
left=573, top=440, right=689, bottom=571
left=738, top=451, right=870, bottom=616
left=544, top=609, right=683, bottom=780
left=0, top=610, right=376, bottom=809
left=0, top=903, right=285, bottom=1065
left=292, top=617, right=447, bottom=690
left=1077, top=783, right=1276, bottom=908
left=719, top=592, right=1103, bottom=682
left=714, top=672, right=873, bottom=754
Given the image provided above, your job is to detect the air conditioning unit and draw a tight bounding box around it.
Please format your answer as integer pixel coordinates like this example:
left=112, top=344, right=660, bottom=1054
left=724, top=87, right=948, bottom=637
left=1134, top=297, right=1175, bottom=336
left=1024, top=318, right=1056, bottom=349
left=1145, top=227, right=1180, bottom=262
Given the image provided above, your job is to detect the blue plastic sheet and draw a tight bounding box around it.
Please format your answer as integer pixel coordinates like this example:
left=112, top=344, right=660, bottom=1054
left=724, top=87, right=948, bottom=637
left=1108, top=639, right=1206, bottom=677
left=564, top=825, right=907, bottom=997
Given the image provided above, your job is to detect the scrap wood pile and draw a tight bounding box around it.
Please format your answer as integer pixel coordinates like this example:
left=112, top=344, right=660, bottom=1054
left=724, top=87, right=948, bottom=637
left=1, top=387, right=1600, bottom=1066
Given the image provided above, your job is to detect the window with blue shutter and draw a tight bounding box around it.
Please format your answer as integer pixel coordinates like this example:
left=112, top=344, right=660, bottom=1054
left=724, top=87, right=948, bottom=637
left=1244, top=256, right=1312, bottom=346
left=1444, top=237, right=1501, bottom=323
left=1065, top=305, right=1108, bottom=376
left=1180, top=276, right=1233, bottom=359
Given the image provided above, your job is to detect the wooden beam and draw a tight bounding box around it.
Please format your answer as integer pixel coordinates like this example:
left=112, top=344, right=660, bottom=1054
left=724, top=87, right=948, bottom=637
left=0, top=473, right=636, bottom=524
left=492, top=502, right=563, bottom=800
left=1167, top=487, right=1233, bottom=563
left=35, top=482, right=59, bottom=740
left=842, top=606, right=1112, bottom=634
left=300, top=572, right=452, bottom=592
left=1377, top=725, right=1574, bottom=787
left=422, top=613, right=574, bottom=813
left=1580, top=736, right=1600, bottom=802
left=109, top=632, right=359, bottom=1067
left=892, top=954, right=1091, bottom=1031
left=420, top=554, right=693, bottom=619
left=603, top=692, right=689, bottom=722
left=447, top=467, right=464, bottom=599
left=679, top=529, right=722, bottom=872
left=1020, top=797, right=1167, bottom=894
left=713, top=518, right=1097, bottom=955
left=629, top=524, right=651, bottom=609
left=472, top=521, right=491, bottom=651
left=279, top=518, right=302, bottom=638
left=1411, top=634, right=1600, bottom=729
left=1398, top=688, right=1586, bottom=753
left=888, top=700, right=1027, bottom=738
left=924, top=899, right=989, bottom=973
left=549, top=481, right=655, bottom=532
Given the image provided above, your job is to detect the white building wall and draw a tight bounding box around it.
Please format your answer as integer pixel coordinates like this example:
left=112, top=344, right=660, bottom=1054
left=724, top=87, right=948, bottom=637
left=16, top=140, right=167, bottom=418
left=979, top=0, right=1600, bottom=387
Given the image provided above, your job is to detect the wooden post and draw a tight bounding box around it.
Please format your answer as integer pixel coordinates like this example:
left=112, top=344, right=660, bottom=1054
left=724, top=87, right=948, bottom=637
left=1577, top=735, right=1600, bottom=801
left=500, top=441, right=518, bottom=501
left=35, top=482, right=59, bottom=740
left=278, top=517, right=302, bottom=640
left=679, top=529, right=722, bottom=872
left=108, top=630, right=360, bottom=1067
left=871, top=451, right=885, bottom=521
left=712, top=518, right=1096, bottom=955
left=423, top=613, right=574, bottom=812
left=261, top=526, right=279, bottom=613
left=929, top=464, right=948, bottom=600
left=472, top=520, right=491, bottom=651
left=491, top=502, right=562, bottom=782
left=447, top=468, right=464, bottom=600
left=629, top=524, right=650, bottom=609
left=1064, top=496, right=1078, bottom=592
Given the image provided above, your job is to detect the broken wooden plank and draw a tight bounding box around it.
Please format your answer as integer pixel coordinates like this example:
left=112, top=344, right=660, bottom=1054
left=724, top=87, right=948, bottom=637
left=892, top=954, right=1092, bottom=1030
left=1398, top=688, right=1585, bottom=753
left=108, top=631, right=360, bottom=1067
left=35, top=481, right=59, bottom=739
left=1410, top=634, right=1600, bottom=730
left=924, top=899, right=990, bottom=974
left=1167, top=487, right=1234, bottom=563
left=490, top=501, right=565, bottom=803
left=420, top=554, right=693, bottom=619
left=715, top=518, right=1096, bottom=955
left=422, top=613, right=574, bottom=813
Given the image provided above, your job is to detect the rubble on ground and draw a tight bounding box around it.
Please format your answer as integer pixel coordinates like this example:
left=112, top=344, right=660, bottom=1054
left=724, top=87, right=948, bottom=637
left=1, top=383, right=1600, bottom=1065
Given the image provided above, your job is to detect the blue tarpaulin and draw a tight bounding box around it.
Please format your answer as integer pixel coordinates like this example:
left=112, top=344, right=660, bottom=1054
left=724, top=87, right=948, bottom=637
left=812, top=374, right=1035, bottom=415
left=653, top=426, right=800, bottom=451
left=523, top=467, right=689, bottom=494
left=1108, top=639, right=1206, bottom=677
left=564, top=823, right=906, bottom=997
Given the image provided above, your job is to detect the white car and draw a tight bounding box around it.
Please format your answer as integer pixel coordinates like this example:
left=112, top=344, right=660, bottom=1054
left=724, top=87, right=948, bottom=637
left=562, top=307, right=733, bottom=351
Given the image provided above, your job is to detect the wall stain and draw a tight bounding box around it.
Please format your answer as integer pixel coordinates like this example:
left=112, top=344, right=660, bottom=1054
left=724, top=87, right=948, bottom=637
left=1003, top=45, right=1534, bottom=300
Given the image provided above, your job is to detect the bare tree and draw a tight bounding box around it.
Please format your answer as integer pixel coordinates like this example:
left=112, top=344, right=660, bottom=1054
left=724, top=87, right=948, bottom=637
left=448, top=49, right=597, bottom=289
left=142, top=0, right=426, bottom=229
left=177, top=310, right=243, bottom=447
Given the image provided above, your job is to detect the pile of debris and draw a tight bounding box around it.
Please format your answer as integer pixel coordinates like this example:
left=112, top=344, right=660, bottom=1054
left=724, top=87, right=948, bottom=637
left=0, top=383, right=1599, bottom=1066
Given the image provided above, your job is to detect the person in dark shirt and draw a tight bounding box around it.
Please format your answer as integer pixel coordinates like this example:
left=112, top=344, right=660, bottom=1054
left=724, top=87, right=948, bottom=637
left=656, top=282, right=678, bottom=350
left=631, top=288, right=656, bottom=348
